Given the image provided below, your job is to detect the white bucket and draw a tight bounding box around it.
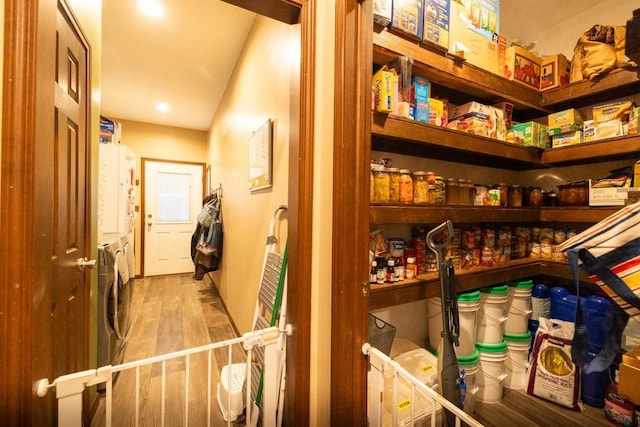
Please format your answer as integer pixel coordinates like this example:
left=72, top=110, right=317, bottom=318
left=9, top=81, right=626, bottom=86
left=504, top=281, right=533, bottom=335
left=458, top=349, right=480, bottom=415
left=504, top=332, right=531, bottom=390
left=457, top=291, right=481, bottom=357
left=427, top=297, right=442, bottom=353
left=477, top=285, right=508, bottom=344
left=476, top=340, right=508, bottom=403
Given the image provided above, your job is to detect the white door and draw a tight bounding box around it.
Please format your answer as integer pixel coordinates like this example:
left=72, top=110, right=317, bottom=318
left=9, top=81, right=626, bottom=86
left=144, top=160, right=204, bottom=276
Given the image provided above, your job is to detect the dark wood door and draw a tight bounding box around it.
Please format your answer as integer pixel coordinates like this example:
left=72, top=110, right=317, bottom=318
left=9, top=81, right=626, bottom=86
left=0, top=0, right=91, bottom=424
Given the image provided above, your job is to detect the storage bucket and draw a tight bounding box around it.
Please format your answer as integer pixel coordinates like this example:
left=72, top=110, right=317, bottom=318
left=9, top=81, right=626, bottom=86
left=458, top=349, right=480, bottom=415
left=581, top=350, right=612, bottom=408
left=504, top=331, right=531, bottom=390
left=393, top=348, right=438, bottom=388
left=505, top=280, right=533, bottom=335
left=550, top=287, right=578, bottom=322
left=476, top=340, right=508, bottom=403
left=427, top=297, right=442, bottom=352
left=477, top=285, right=508, bottom=344
left=531, top=283, right=550, bottom=320
left=583, top=295, right=613, bottom=353
left=382, top=375, right=443, bottom=427
left=457, top=291, right=480, bottom=357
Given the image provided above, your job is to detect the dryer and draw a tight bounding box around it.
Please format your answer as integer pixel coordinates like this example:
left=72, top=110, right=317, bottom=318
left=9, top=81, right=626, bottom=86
left=97, top=237, right=132, bottom=386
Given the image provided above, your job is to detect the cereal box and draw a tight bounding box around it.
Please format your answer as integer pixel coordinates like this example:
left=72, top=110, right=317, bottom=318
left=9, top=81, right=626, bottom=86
left=540, top=54, right=571, bottom=91
left=373, top=0, right=393, bottom=26
left=391, top=0, right=424, bottom=40
left=422, top=0, right=450, bottom=51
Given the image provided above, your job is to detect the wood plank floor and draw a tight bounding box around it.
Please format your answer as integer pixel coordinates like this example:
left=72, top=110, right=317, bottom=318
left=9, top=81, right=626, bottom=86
left=91, top=273, right=245, bottom=427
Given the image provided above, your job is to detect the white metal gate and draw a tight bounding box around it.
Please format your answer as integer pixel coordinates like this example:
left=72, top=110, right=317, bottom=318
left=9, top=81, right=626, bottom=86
left=37, top=326, right=286, bottom=427
left=363, top=343, right=485, bottom=427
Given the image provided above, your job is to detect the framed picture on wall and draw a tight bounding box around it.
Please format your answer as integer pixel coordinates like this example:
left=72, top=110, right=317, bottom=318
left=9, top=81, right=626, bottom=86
left=248, top=119, right=273, bottom=192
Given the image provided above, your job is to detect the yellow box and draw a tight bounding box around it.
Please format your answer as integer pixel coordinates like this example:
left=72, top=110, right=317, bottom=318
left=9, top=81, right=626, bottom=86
left=373, top=66, right=398, bottom=114
left=428, top=97, right=445, bottom=126
left=548, top=108, right=583, bottom=129
left=551, top=131, right=582, bottom=148
left=540, top=54, right=570, bottom=91
left=619, top=346, right=640, bottom=403
left=503, top=46, right=542, bottom=91
left=634, top=160, right=640, bottom=188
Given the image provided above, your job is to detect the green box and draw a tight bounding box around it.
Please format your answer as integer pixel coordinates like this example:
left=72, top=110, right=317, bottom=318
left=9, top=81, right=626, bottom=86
left=513, top=122, right=547, bottom=148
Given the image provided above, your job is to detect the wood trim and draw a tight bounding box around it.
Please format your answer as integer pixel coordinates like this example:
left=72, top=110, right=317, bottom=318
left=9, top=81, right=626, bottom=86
left=0, top=1, right=38, bottom=424
left=332, top=0, right=372, bottom=424
left=221, top=0, right=301, bottom=24
left=284, top=0, right=313, bottom=425
left=139, top=157, right=206, bottom=278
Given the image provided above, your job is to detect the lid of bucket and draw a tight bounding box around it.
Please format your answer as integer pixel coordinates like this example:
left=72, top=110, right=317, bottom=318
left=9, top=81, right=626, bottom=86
left=457, top=348, right=480, bottom=365
left=458, top=290, right=480, bottom=302
left=532, top=284, right=550, bottom=298
left=481, top=284, right=508, bottom=294
left=504, top=331, right=532, bottom=343
left=508, top=280, right=533, bottom=289
left=476, top=340, right=507, bottom=353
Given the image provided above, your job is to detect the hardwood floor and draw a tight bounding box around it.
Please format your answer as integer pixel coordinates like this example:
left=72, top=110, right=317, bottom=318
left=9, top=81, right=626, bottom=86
left=91, top=273, right=245, bottom=427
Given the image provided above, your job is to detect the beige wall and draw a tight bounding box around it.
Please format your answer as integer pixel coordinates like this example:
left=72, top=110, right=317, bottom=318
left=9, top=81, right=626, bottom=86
left=112, top=118, right=208, bottom=274
left=205, top=16, right=292, bottom=335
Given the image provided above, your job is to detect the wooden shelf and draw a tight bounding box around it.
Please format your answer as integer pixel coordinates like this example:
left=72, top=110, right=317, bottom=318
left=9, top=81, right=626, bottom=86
left=373, top=29, right=544, bottom=112
left=371, top=205, right=540, bottom=224
left=372, top=113, right=542, bottom=169
left=541, top=134, right=640, bottom=166
left=539, top=207, right=620, bottom=223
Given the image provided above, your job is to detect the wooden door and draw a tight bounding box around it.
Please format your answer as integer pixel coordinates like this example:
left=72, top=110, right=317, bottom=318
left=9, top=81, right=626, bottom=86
left=0, top=0, right=91, bottom=424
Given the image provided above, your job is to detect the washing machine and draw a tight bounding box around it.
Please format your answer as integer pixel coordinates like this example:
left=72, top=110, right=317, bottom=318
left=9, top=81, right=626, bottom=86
left=97, top=237, right=132, bottom=389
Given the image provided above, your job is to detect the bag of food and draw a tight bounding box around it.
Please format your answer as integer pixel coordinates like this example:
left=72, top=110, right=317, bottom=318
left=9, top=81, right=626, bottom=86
left=570, top=24, right=635, bottom=82
left=526, top=318, right=583, bottom=411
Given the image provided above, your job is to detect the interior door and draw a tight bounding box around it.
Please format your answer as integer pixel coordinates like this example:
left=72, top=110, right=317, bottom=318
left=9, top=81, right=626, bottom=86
left=143, top=160, right=204, bottom=276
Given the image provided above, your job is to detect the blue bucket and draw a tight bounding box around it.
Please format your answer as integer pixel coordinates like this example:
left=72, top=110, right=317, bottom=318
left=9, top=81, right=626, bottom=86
left=583, top=295, right=613, bottom=353
left=550, top=287, right=578, bottom=322
left=581, top=351, right=612, bottom=408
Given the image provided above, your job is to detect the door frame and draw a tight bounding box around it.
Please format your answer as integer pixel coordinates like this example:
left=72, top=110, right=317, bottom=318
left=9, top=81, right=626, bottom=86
left=140, top=157, right=206, bottom=278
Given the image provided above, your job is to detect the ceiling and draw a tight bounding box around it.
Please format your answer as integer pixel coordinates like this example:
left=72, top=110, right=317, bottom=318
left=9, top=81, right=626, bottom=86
left=100, top=0, right=256, bottom=131
left=100, top=0, right=613, bottom=132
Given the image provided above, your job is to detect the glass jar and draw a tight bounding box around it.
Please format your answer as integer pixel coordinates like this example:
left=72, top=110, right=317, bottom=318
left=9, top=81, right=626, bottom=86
left=446, top=178, right=458, bottom=205
left=413, top=171, right=429, bottom=204
left=434, top=176, right=446, bottom=204
left=387, top=167, right=400, bottom=203
left=508, top=185, right=523, bottom=207
left=466, top=179, right=475, bottom=205
left=498, top=183, right=508, bottom=207
left=427, top=184, right=437, bottom=204
left=457, top=179, right=468, bottom=205
left=529, top=187, right=543, bottom=207
left=398, top=169, right=414, bottom=204
left=426, top=171, right=436, bottom=185
left=372, top=164, right=390, bottom=203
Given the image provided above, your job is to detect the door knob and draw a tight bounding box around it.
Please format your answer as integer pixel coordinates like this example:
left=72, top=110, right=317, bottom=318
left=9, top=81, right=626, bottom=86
left=77, top=257, right=97, bottom=271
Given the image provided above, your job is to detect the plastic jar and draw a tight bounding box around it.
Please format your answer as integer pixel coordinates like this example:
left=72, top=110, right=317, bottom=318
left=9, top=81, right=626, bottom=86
left=413, top=171, right=429, bottom=204
left=372, top=164, right=389, bottom=202
left=398, top=169, right=413, bottom=204
left=446, top=178, right=459, bottom=205
left=508, top=185, right=522, bottom=207
left=387, top=167, right=400, bottom=203
left=435, top=176, right=446, bottom=204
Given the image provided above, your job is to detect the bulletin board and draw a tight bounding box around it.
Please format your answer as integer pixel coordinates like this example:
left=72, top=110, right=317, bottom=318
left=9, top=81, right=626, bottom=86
left=248, top=119, right=273, bottom=191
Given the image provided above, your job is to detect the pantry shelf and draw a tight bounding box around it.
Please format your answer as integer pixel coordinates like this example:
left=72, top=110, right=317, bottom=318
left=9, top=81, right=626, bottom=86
left=372, top=113, right=542, bottom=169
left=541, top=134, right=640, bottom=165
left=370, top=205, right=541, bottom=224
left=368, top=258, right=540, bottom=310
left=372, top=28, right=544, bottom=112
left=539, top=207, right=621, bottom=223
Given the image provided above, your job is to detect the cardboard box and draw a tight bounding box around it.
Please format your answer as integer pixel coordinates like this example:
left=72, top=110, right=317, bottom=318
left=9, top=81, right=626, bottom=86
left=373, top=66, right=398, bottom=113
left=512, top=121, right=547, bottom=148
left=548, top=124, right=582, bottom=136
left=493, top=102, right=513, bottom=130
left=429, top=97, right=445, bottom=126
left=589, top=179, right=633, bottom=206
left=593, top=101, right=634, bottom=139
left=551, top=131, right=582, bottom=148
left=548, top=108, right=583, bottom=129
left=630, top=107, right=640, bottom=135
left=449, top=101, right=490, bottom=119
left=391, top=0, right=424, bottom=40
left=410, top=76, right=430, bottom=122
left=619, top=345, right=640, bottom=404
left=634, top=160, right=640, bottom=188
left=503, top=46, right=542, bottom=91
left=448, top=0, right=498, bottom=74
left=373, top=0, right=393, bottom=26
left=446, top=114, right=489, bottom=136
left=540, top=54, right=571, bottom=91
left=465, top=0, right=499, bottom=41
left=422, top=0, right=450, bottom=51
left=583, top=120, right=595, bottom=142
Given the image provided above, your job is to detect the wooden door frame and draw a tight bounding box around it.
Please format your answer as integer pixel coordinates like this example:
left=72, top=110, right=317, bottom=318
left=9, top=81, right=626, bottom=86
left=139, top=157, right=206, bottom=278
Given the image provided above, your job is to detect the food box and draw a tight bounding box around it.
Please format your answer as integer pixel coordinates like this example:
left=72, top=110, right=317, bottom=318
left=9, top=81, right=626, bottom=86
left=503, top=46, right=542, bottom=91
left=583, top=120, right=595, bottom=142
left=630, top=107, right=640, bottom=135
left=422, top=0, right=450, bottom=51
left=465, top=0, right=499, bottom=40
left=391, top=0, right=424, bottom=40
left=428, top=97, right=445, bottom=126
left=548, top=124, right=583, bottom=136
left=373, top=0, right=393, bottom=26
left=449, top=101, right=490, bottom=119
left=540, top=54, right=570, bottom=91
left=619, top=345, right=640, bottom=403
left=589, top=179, right=633, bottom=206
left=447, top=114, right=489, bottom=136
left=448, top=0, right=498, bottom=74
left=413, top=98, right=430, bottom=122
left=551, top=131, right=582, bottom=148
left=593, top=101, right=634, bottom=139
left=512, top=121, right=547, bottom=148
left=99, top=117, right=121, bottom=144
left=548, top=108, right=583, bottom=129
left=372, top=66, right=398, bottom=114
left=635, top=160, right=640, bottom=188
left=494, top=102, right=513, bottom=130
left=410, top=76, right=430, bottom=122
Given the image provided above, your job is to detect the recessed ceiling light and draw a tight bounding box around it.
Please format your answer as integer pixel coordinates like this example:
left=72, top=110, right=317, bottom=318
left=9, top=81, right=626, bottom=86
left=156, top=102, right=170, bottom=113
left=138, top=0, right=164, bottom=19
